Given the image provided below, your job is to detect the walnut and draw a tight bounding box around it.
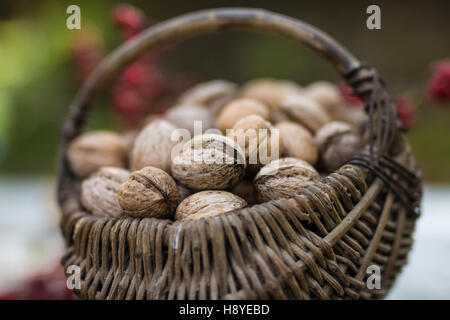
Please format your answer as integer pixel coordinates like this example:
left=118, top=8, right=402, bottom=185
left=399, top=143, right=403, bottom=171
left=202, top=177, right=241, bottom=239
left=177, top=80, right=238, bottom=115
left=304, top=81, right=343, bottom=119
left=254, top=157, right=319, bottom=203
left=337, top=105, right=368, bottom=126
left=165, top=104, right=216, bottom=136
left=67, top=131, right=128, bottom=178
left=81, top=167, right=130, bottom=217
left=239, top=78, right=303, bottom=109
left=171, top=133, right=246, bottom=191
left=216, top=98, right=269, bottom=132
left=175, top=190, right=247, bottom=221
left=315, top=121, right=362, bottom=171
left=275, top=121, right=318, bottom=165
left=118, top=166, right=179, bottom=219
left=130, top=119, right=178, bottom=173
left=280, top=94, right=332, bottom=133
left=228, top=114, right=282, bottom=168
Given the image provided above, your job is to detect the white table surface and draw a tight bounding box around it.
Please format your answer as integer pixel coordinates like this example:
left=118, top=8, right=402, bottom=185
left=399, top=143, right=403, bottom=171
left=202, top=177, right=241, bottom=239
left=0, top=177, right=449, bottom=299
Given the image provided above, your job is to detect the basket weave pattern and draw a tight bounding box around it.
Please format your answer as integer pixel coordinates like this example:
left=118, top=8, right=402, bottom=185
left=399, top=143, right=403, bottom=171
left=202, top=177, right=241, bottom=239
left=58, top=8, right=422, bottom=300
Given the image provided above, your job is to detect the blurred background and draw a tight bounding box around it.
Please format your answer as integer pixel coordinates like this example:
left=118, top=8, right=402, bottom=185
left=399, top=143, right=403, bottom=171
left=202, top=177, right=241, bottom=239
left=0, top=0, right=449, bottom=299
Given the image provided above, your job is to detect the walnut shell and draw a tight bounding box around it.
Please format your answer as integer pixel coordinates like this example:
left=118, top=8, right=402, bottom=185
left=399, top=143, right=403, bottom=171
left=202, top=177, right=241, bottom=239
left=229, top=114, right=282, bottom=167
left=118, top=166, right=179, bottom=218
left=67, top=131, right=127, bottom=178
left=81, top=167, right=130, bottom=217
left=177, top=80, right=237, bottom=113
left=171, top=133, right=246, bottom=191
left=216, top=98, right=269, bottom=132
left=254, top=157, right=319, bottom=203
left=275, top=121, right=318, bottom=165
left=239, top=78, right=303, bottom=109
left=280, top=94, right=332, bottom=133
left=175, top=190, right=247, bottom=221
left=165, top=104, right=216, bottom=136
left=315, top=121, right=352, bottom=146
left=337, top=105, right=368, bottom=126
left=315, top=121, right=362, bottom=172
left=131, top=119, right=178, bottom=173
left=304, top=81, right=343, bottom=119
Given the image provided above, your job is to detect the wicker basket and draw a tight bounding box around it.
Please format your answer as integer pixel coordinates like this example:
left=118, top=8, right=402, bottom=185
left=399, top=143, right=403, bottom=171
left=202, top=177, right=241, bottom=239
left=57, top=8, right=422, bottom=300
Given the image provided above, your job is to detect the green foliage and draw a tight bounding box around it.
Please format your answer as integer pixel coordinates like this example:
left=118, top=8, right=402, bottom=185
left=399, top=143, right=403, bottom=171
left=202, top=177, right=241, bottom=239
left=409, top=104, right=450, bottom=182
left=0, top=1, right=117, bottom=175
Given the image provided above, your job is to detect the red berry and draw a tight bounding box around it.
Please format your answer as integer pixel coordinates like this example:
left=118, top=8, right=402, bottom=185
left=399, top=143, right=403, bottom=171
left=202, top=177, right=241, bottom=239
left=428, top=60, right=450, bottom=104
left=340, top=82, right=364, bottom=108
left=395, top=96, right=417, bottom=129
left=122, top=62, right=146, bottom=86
left=110, top=5, right=169, bottom=125
left=112, top=4, right=145, bottom=40
left=69, top=31, right=104, bottom=84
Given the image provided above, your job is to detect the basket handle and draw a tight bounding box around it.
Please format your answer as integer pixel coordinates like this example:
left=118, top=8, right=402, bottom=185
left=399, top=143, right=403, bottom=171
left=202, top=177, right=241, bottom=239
left=58, top=7, right=398, bottom=201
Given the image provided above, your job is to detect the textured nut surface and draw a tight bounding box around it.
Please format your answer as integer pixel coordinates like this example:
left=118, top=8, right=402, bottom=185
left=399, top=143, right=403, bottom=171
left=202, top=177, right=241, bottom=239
left=81, top=167, right=130, bottom=217
left=131, top=119, right=178, bottom=173
left=254, top=157, right=319, bottom=203
left=178, top=80, right=237, bottom=106
left=216, top=98, right=269, bottom=132
left=229, top=114, right=282, bottom=167
left=175, top=191, right=247, bottom=221
left=171, top=134, right=246, bottom=191
left=315, top=121, right=362, bottom=171
left=304, top=81, right=343, bottom=119
left=275, top=121, right=318, bottom=165
left=67, top=131, right=127, bottom=178
left=118, top=166, right=179, bottom=218
left=315, top=121, right=352, bottom=146
left=239, top=78, right=303, bottom=109
left=280, top=94, right=332, bottom=133
left=337, top=106, right=368, bottom=126
left=165, top=104, right=216, bottom=135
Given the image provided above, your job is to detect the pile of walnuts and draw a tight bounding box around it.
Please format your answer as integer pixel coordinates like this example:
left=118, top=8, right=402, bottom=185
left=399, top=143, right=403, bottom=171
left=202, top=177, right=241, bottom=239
left=68, top=79, right=367, bottom=221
